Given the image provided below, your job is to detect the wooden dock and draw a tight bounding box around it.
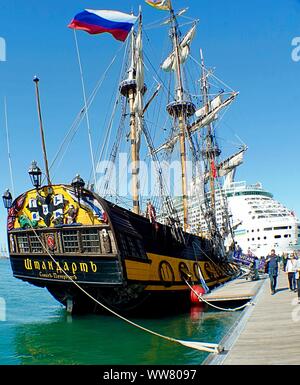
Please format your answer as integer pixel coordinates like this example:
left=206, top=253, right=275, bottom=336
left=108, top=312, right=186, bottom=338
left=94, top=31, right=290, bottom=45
left=204, top=271, right=300, bottom=365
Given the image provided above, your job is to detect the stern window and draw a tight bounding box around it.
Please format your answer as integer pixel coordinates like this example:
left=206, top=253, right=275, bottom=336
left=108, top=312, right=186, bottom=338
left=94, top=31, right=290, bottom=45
left=62, top=230, right=80, bottom=253
left=17, top=235, right=30, bottom=253
left=29, top=235, right=43, bottom=253
left=81, top=229, right=101, bottom=253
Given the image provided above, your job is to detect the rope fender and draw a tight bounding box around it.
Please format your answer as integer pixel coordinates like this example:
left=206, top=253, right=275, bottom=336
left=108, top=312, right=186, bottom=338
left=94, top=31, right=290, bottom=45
left=184, top=279, right=254, bottom=312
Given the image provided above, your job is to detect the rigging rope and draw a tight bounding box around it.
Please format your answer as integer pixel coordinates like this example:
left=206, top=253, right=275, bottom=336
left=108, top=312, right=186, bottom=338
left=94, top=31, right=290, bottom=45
left=24, top=215, right=222, bottom=354
left=100, top=100, right=126, bottom=197
left=44, top=43, right=125, bottom=185
left=189, top=55, right=236, bottom=93
left=141, top=120, right=185, bottom=243
left=73, top=30, right=97, bottom=185
left=91, top=35, right=130, bottom=189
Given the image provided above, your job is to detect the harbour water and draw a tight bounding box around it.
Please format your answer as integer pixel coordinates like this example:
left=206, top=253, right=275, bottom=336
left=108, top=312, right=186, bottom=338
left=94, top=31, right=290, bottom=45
left=0, top=259, right=240, bottom=365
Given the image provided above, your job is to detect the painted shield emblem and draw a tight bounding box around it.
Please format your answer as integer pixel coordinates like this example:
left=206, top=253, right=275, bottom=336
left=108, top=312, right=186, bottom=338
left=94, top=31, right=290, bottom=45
left=46, top=234, right=56, bottom=251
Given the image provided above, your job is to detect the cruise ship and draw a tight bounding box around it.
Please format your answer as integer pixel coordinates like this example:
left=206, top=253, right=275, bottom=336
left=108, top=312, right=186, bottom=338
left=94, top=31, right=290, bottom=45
left=173, top=180, right=300, bottom=258
left=221, top=181, right=300, bottom=257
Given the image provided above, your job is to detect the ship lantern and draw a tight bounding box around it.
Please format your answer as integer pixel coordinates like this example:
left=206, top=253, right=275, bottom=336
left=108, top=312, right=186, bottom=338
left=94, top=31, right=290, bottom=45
left=2, top=189, right=12, bottom=210
left=71, top=174, right=85, bottom=200
left=28, top=160, right=42, bottom=189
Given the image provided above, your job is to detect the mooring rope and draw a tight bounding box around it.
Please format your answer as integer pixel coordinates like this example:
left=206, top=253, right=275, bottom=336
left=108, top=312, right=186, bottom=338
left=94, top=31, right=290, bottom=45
left=184, top=279, right=253, bottom=312
left=24, top=217, right=222, bottom=354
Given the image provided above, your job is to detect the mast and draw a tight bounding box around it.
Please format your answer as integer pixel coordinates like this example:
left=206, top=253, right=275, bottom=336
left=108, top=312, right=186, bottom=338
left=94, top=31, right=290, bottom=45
left=200, top=49, right=218, bottom=227
left=166, top=4, right=196, bottom=232
left=33, top=76, right=51, bottom=186
left=119, top=11, right=143, bottom=215
left=129, top=27, right=140, bottom=215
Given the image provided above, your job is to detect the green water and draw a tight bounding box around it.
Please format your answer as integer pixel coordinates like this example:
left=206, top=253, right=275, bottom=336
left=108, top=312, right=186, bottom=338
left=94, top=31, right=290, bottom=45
left=0, top=259, right=240, bottom=365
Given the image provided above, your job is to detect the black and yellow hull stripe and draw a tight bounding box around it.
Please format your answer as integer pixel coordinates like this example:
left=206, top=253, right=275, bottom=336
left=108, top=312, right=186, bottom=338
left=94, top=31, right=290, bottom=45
left=124, top=253, right=237, bottom=291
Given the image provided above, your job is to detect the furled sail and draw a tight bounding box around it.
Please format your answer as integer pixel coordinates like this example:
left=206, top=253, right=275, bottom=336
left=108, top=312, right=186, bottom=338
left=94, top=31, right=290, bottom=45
left=154, top=92, right=238, bottom=155
left=190, top=92, right=238, bottom=133
left=152, top=133, right=179, bottom=154
left=161, top=25, right=196, bottom=71
left=195, top=95, right=222, bottom=118
left=218, top=145, right=247, bottom=177
left=203, top=145, right=247, bottom=182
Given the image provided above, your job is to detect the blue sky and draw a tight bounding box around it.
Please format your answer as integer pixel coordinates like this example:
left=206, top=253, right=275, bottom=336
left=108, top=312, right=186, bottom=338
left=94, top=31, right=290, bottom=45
left=0, top=0, right=300, bottom=247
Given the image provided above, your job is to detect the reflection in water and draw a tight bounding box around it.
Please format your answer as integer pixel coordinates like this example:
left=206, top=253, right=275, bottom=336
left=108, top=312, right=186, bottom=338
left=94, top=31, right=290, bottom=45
left=190, top=304, right=206, bottom=322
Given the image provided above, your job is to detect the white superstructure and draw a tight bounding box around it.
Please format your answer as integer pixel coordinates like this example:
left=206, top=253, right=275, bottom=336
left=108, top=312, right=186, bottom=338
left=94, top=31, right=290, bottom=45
left=172, top=181, right=300, bottom=257
left=224, top=181, right=300, bottom=257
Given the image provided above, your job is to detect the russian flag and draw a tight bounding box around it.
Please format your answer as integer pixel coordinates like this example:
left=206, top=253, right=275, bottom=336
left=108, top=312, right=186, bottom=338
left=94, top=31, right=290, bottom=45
left=68, top=9, right=138, bottom=42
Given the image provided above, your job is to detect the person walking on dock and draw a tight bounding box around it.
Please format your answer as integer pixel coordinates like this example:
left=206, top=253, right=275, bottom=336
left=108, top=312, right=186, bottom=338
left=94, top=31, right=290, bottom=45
left=253, top=257, right=260, bottom=280
left=282, top=253, right=288, bottom=271
left=266, top=249, right=280, bottom=295
left=285, top=254, right=297, bottom=292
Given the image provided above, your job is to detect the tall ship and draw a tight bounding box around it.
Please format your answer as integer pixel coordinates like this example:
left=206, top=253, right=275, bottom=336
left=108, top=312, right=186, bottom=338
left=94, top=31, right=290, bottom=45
left=2, top=1, right=240, bottom=314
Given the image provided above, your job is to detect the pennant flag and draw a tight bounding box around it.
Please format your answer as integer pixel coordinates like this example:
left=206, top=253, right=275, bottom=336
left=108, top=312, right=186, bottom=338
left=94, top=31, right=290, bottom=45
left=68, top=9, right=138, bottom=42
left=145, top=0, right=171, bottom=11
left=210, top=160, right=217, bottom=178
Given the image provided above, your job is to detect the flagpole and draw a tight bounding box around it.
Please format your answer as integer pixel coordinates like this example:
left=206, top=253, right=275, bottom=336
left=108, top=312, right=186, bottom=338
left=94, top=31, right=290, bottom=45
left=33, top=77, right=52, bottom=186
left=73, top=30, right=97, bottom=186
left=4, top=97, right=15, bottom=196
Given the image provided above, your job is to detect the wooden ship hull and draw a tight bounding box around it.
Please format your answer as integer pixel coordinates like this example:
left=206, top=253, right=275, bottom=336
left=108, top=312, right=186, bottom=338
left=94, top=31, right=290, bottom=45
left=6, top=185, right=239, bottom=314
